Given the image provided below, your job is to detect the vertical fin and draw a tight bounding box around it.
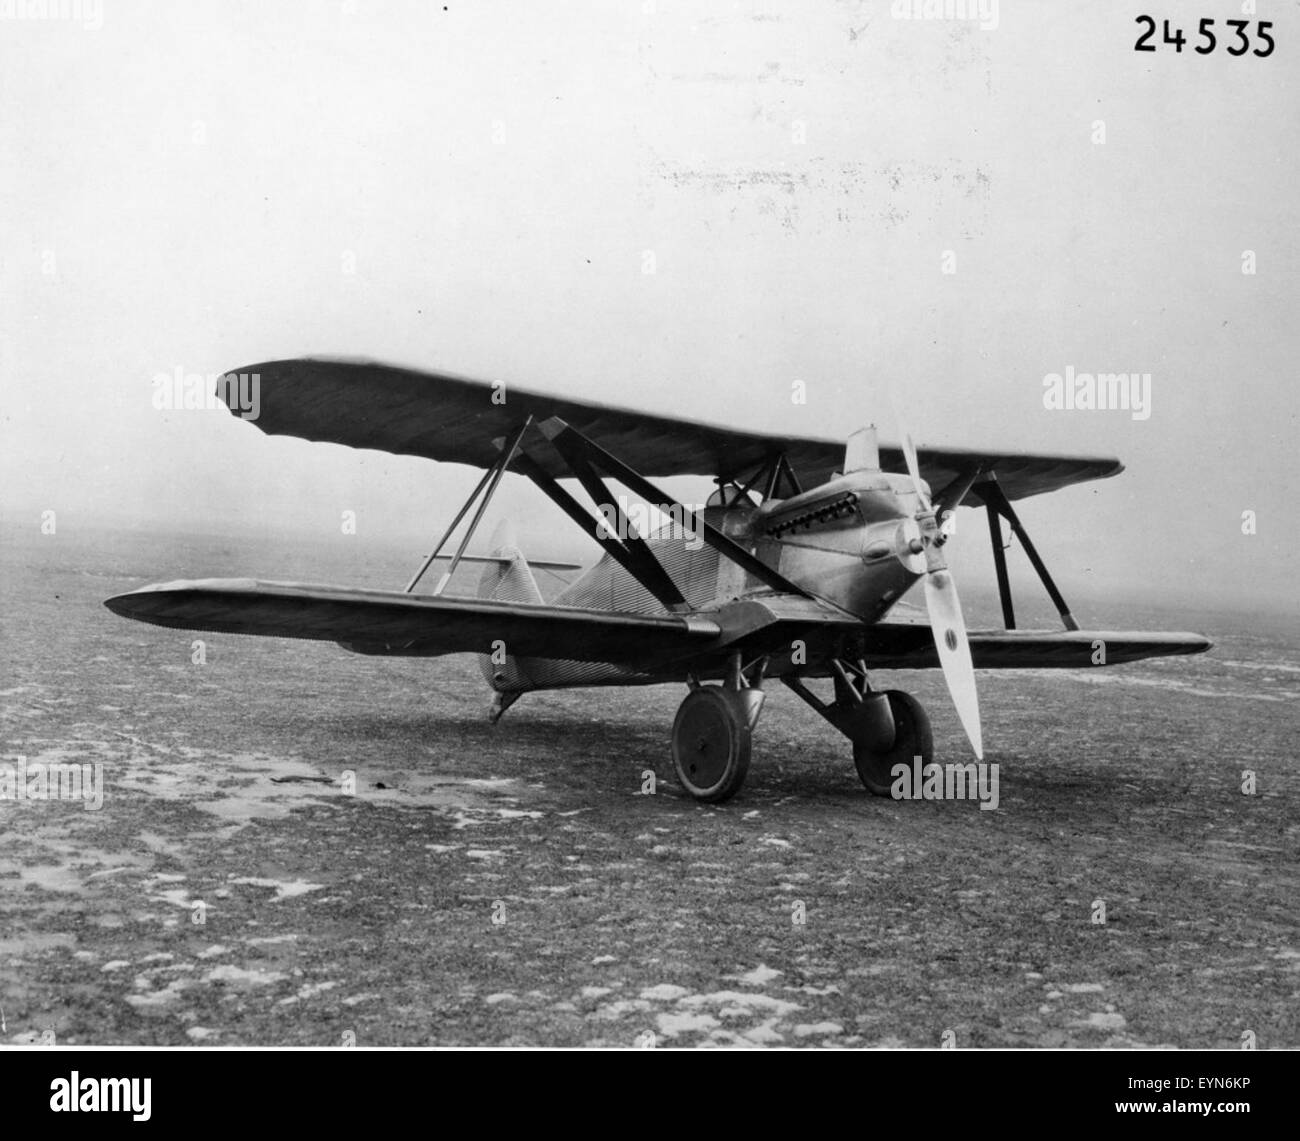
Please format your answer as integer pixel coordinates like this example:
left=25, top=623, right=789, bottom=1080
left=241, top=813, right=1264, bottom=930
left=476, top=521, right=544, bottom=605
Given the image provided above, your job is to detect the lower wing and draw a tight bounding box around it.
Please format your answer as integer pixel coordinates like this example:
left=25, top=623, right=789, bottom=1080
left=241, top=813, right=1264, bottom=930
left=104, top=579, right=720, bottom=667
left=106, top=579, right=1210, bottom=672
left=861, top=624, right=1211, bottom=669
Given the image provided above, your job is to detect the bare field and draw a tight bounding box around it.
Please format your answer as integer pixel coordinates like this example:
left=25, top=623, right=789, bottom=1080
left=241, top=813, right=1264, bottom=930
left=2, top=526, right=1297, bottom=1047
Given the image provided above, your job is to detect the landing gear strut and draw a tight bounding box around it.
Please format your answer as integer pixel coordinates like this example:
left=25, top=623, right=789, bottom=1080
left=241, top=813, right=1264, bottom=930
left=782, top=661, right=933, bottom=797
left=670, top=655, right=765, bottom=803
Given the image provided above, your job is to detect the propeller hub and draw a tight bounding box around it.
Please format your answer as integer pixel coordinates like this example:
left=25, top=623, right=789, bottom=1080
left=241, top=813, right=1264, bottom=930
left=893, top=517, right=927, bottom=575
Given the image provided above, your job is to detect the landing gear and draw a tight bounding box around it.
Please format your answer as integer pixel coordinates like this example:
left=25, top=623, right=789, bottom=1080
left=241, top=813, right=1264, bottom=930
left=670, top=656, right=766, bottom=803
left=853, top=690, right=932, bottom=796
left=671, top=688, right=751, bottom=802
left=782, top=661, right=933, bottom=798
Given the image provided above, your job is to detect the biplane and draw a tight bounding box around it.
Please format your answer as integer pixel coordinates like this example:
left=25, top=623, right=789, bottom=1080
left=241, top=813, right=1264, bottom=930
left=105, top=359, right=1210, bottom=803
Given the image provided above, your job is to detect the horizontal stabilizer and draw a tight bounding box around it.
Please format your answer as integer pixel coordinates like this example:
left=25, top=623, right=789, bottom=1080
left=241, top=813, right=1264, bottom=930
left=430, top=554, right=581, bottom=573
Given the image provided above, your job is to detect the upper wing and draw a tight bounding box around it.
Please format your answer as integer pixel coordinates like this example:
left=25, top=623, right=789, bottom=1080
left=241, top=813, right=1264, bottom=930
left=218, top=357, right=1122, bottom=503
left=104, top=579, right=721, bottom=666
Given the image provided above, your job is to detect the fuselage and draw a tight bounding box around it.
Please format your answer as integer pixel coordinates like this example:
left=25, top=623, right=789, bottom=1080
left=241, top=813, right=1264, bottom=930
left=487, top=469, right=930, bottom=693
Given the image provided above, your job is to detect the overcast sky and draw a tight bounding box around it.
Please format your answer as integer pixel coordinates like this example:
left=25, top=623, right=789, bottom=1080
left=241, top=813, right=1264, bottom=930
left=2, top=1, right=1296, bottom=609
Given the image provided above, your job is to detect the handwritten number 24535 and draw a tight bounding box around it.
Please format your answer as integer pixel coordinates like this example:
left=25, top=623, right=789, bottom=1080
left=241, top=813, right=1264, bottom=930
left=1134, top=17, right=1274, bottom=57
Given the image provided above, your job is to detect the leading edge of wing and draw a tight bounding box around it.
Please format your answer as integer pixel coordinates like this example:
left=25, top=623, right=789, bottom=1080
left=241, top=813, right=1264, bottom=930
left=104, top=579, right=721, bottom=665
left=216, top=356, right=1123, bottom=502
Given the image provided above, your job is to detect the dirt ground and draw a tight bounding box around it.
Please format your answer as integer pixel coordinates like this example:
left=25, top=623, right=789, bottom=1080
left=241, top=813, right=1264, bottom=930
left=2, top=530, right=1297, bottom=1047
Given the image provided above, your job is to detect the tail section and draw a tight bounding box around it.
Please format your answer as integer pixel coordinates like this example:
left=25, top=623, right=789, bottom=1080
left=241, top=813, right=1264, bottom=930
left=476, top=520, right=545, bottom=606
left=477, top=521, right=541, bottom=710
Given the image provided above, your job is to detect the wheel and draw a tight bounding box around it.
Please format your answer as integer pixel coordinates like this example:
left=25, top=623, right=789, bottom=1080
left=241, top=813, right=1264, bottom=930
left=853, top=690, right=933, bottom=797
left=671, top=687, right=752, bottom=803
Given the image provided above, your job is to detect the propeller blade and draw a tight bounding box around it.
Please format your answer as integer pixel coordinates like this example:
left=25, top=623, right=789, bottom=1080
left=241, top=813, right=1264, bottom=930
left=899, top=426, right=931, bottom=512
left=893, top=397, right=983, bottom=758
left=924, top=569, right=984, bottom=760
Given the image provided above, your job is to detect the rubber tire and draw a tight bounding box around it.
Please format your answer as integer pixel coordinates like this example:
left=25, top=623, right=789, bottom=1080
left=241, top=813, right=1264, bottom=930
left=853, top=690, right=933, bottom=797
left=671, top=687, right=752, bottom=804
